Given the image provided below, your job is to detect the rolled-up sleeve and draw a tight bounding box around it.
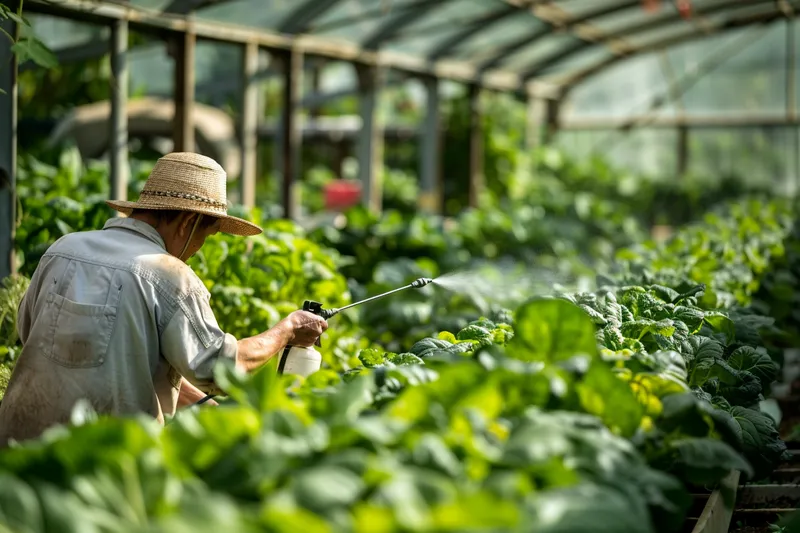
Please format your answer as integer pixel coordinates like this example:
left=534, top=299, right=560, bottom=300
left=160, top=290, right=238, bottom=394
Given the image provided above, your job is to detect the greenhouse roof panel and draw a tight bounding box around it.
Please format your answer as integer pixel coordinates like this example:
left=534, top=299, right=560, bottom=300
left=192, top=0, right=302, bottom=30
left=442, top=13, right=548, bottom=63
left=308, top=0, right=428, bottom=42
left=24, top=0, right=800, bottom=95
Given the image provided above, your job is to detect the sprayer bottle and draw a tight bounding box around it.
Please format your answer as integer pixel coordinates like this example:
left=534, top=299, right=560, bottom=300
left=276, top=300, right=326, bottom=378
left=194, top=279, right=434, bottom=405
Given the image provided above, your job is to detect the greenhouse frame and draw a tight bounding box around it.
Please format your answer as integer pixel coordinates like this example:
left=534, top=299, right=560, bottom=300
left=1, top=0, right=799, bottom=281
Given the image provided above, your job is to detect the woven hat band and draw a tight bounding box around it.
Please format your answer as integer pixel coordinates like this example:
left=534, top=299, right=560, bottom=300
left=139, top=190, right=228, bottom=212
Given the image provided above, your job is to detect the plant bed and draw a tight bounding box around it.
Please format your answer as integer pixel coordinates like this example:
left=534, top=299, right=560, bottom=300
left=683, top=472, right=739, bottom=533
left=737, top=485, right=800, bottom=509
left=760, top=468, right=800, bottom=485
left=728, top=523, right=782, bottom=533
left=729, top=510, right=792, bottom=531
left=775, top=450, right=800, bottom=471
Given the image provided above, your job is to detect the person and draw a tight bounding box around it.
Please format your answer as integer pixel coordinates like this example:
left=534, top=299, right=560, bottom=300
left=0, top=152, right=327, bottom=447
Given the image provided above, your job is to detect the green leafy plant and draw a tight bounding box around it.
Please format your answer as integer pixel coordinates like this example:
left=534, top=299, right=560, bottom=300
left=0, top=1, right=58, bottom=96
left=0, top=274, right=29, bottom=401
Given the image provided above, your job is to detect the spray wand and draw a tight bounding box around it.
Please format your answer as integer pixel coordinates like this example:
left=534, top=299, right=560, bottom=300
left=195, top=277, right=434, bottom=405
left=312, top=277, right=434, bottom=319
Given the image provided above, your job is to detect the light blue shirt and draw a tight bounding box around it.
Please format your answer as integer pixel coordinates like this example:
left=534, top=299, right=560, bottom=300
left=0, top=217, right=237, bottom=446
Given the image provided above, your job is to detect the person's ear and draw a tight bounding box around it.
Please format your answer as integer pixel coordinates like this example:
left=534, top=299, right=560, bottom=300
left=177, top=213, right=196, bottom=236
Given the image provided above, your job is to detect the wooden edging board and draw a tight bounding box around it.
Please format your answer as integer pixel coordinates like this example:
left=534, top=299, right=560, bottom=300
left=690, top=471, right=740, bottom=533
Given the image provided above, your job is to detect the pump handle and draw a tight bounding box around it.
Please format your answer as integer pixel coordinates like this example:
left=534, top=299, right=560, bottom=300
left=303, top=300, right=325, bottom=347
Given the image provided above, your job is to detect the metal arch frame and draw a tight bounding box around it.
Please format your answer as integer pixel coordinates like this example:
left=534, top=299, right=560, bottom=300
left=476, top=0, right=643, bottom=72
left=426, top=3, right=524, bottom=61
left=360, top=0, right=450, bottom=50
left=518, top=0, right=789, bottom=82
left=18, top=0, right=793, bottom=103
left=558, top=10, right=786, bottom=96
left=23, top=0, right=564, bottom=97
left=279, top=0, right=342, bottom=34
left=162, top=0, right=236, bottom=15
left=309, top=2, right=427, bottom=35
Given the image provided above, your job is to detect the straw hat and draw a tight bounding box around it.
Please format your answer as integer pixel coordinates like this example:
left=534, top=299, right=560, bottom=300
left=106, top=152, right=262, bottom=236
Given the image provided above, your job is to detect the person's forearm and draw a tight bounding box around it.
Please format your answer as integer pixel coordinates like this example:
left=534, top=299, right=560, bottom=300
left=236, top=321, right=293, bottom=373
left=177, top=377, right=217, bottom=407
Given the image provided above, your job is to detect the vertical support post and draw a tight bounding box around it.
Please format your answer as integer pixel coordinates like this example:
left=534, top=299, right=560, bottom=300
left=279, top=47, right=302, bottom=220
left=0, top=12, right=18, bottom=280
left=419, top=75, right=440, bottom=214
left=787, top=18, right=796, bottom=121
left=309, top=61, right=322, bottom=120
left=786, top=19, right=798, bottom=195
left=357, top=64, right=384, bottom=213
left=109, top=19, right=129, bottom=206
left=543, top=97, right=561, bottom=145
left=677, top=125, right=689, bottom=177
left=172, top=31, right=196, bottom=152
left=467, top=83, right=484, bottom=208
left=239, top=42, right=259, bottom=209
left=525, top=94, right=546, bottom=152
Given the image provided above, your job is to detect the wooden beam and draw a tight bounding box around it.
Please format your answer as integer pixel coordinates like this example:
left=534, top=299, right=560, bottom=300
left=0, top=12, right=18, bottom=280
left=418, top=75, right=440, bottom=213
left=560, top=114, right=800, bottom=129
left=543, top=98, right=560, bottom=145
left=22, top=0, right=548, bottom=96
left=525, top=94, right=546, bottom=151
left=467, top=84, right=484, bottom=208
left=356, top=64, right=385, bottom=213
left=109, top=19, right=129, bottom=206
left=279, top=48, right=303, bottom=220
left=787, top=17, right=796, bottom=121
left=171, top=31, right=196, bottom=151
left=677, top=125, right=689, bottom=177
left=239, top=41, right=259, bottom=208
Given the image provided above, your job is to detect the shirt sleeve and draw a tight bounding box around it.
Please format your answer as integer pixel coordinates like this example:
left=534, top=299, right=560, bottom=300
left=160, top=290, right=238, bottom=394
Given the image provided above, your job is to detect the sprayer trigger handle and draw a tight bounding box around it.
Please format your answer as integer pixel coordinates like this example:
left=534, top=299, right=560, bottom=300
left=303, top=300, right=323, bottom=314
left=302, top=301, right=324, bottom=347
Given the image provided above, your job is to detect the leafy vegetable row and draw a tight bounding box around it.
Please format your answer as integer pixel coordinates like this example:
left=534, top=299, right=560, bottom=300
left=0, top=287, right=779, bottom=533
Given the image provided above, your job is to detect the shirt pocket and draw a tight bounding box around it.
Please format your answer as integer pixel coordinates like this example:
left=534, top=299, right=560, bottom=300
left=42, top=291, right=121, bottom=369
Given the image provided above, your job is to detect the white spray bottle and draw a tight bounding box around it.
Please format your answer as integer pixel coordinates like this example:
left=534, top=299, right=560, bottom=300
left=277, top=301, right=327, bottom=378
left=276, top=279, right=433, bottom=378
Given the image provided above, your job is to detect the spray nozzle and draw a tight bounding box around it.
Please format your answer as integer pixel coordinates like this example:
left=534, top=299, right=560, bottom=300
left=411, top=277, right=433, bottom=288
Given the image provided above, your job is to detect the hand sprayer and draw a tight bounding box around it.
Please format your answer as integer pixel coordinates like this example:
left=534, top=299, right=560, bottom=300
left=195, top=277, right=433, bottom=405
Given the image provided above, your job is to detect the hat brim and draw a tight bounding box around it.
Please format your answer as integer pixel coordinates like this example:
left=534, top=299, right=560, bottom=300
left=106, top=200, right=263, bottom=237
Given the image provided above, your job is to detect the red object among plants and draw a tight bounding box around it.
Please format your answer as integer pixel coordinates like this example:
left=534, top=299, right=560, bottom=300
left=324, top=180, right=362, bottom=211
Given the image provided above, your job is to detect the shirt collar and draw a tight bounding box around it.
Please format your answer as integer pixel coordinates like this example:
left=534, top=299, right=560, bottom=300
left=103, top=217, right=167, bottom=251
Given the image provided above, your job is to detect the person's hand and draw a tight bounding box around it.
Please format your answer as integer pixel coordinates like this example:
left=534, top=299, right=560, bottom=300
left=282, top=310, right=328, bottom=347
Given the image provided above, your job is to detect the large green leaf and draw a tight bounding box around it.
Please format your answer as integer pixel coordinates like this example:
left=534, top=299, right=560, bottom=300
left=727, top=346, right=778, bottom=388
left=576, top=363, right=644, bottom=438
left=11, top=37, right=58, bottom=68
left=510, top=298, right=598, bottom=362
left=528, top=484, right=655, bottom=533
left=729, top=406, right=788, bottom=481
left=669, top=438, right=752, bottom=485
